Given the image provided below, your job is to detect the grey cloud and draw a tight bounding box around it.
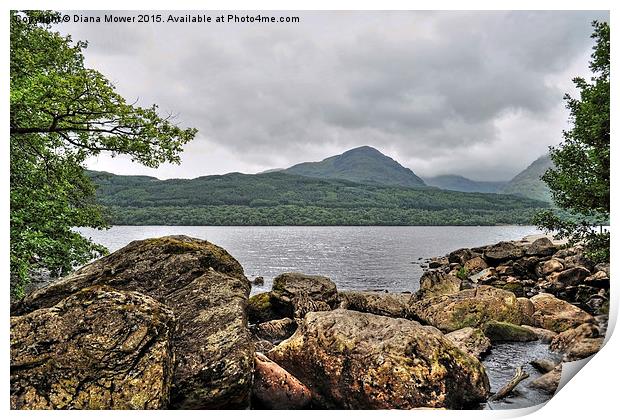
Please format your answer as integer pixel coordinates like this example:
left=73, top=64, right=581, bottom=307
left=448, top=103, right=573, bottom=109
left=59, top=10, right=608, bottom=180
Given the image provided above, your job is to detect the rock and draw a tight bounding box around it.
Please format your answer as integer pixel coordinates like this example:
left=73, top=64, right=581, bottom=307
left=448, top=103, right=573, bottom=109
left=496, top=265, right=514, bottom=276
left=448, top=248, right=478, bottom=265
left=529, top=364, right=562, bottom=394
left=338, top=290, right=410, bottom=318
left=445, top=327, right=491, bottom=359
left=563, top=338, right=604, bottom=361
left=252, top=276, right=265, bottom=286
left=530, top=293, right=595, bottom=333
left=519, top=325, right=557, bottom=343
left=464, top=256, right=488, bottom=274
left=541, top=259, right=564, bottom=276
left=268, top=309, right=489, bottom=409
left=563, top=254, right=594, bottom=272
left=11, top=236, right=254, bottom=409
left=594, top=263, right=610, bottom=277
left=416, top=270, right=462, bottom=299
left=512, top=256, right=540, bottom=280
left=547, top=267, right=591, bottom=288
left=496, top=277, right=524, bottom=297
left=429, top=257, right=448, bottom=269
left=10, top=287, right=176, bottom=409
left=516, top=297, right=535, bottom=325
left=525, top=237, right=557, bottom=256
left=553, top=246, right=582, bottom=259
left=484, top=241, right=524, bottom=264
left=271, top=272, right=338, bottom=318
left=409, top=286, right=524, bottom=333
left=482, top=321, right=538, bottom=343
left=468, top=268, right=497, bottom=284
left=530, top=359, right=558, bottom=374
left=550, top=323, right=600, bottom=353
left=252, top=318, right=297, bottom=343
left=252, top=353, right=311, bottom=409
left=248, top=292, right=278, bottom=324
left=583, top=270, right=610, bottom=288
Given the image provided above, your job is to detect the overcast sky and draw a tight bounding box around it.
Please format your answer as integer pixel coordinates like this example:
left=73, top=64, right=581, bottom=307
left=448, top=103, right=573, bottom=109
left=58, top=10, right=608, bottom=181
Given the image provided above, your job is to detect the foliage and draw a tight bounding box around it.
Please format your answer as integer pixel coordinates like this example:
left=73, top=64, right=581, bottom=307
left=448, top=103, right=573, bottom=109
left=536, top=21, right=610, bottom=263
left=456, top=267, right=469, bottom=281
left=10, top=11, right=197, bottom=296
left=88, top=170, right=549, bottom=226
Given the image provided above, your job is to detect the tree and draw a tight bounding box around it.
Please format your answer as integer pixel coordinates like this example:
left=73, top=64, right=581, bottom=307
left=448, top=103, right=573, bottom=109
left=10, top=11, right=197, bottom=297
left=534, top=20, right=610, bottom=263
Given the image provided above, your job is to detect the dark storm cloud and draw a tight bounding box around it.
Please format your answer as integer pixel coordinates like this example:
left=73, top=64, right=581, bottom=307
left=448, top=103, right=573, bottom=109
left=59, top=10, right=608, bottom=180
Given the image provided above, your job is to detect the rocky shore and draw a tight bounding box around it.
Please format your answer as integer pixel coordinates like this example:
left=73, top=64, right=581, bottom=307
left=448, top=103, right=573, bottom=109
left=10, top=235, right=609, bottom=409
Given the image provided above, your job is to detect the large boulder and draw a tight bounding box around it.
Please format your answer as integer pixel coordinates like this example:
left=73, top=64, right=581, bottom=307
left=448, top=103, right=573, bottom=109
left=529, top=364, right=562, bottom=394
left=271, top=272, right=338, bottom=318
left=464, top=256, right=489, bottom=274
left=547, top=267, right=591, bottom=288
left=550, top=323, right=601, bottom=353
left=11, top=236, right=254, bottom=409
left=530, top=293, right=595, bottom=333
left=525, top=237, right=557, bottom=256
left=338, top=290, right=410, bottom=318
left=540, top=259, right=564, bottom=276
left=252, top=353, right=311, bottom=409
left=484, top=242, right=524, bottom=264
left=268, top=309, right=490, bottom=409
left=11, top=287, right=176, bottom=409
left=416, top=271, right=461, bottom=299
left=409, top=286, right=524, bottom=333
left=445, top=327, right=491, bottom=359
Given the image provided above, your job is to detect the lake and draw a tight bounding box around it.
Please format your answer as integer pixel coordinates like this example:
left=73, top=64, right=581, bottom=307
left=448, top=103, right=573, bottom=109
left=77, top=225, right=543, bottom=295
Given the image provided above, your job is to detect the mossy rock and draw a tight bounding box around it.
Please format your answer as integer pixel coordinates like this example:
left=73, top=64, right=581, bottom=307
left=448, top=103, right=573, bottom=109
left=248, top=292, right=279, bottom=324
left=482, top=321, right=538, bottom=343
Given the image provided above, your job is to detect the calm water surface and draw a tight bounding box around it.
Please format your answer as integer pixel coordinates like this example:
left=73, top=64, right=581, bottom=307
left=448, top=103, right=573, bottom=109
left=78, top=225, right=542, bottom=294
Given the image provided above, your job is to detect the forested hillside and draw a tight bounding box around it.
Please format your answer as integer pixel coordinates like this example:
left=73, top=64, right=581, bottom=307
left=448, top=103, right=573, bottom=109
left=88, top=170, right=549, bottom=226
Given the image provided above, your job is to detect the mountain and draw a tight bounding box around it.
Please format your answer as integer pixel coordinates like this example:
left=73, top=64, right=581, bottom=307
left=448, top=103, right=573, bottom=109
left=424, top=175, right=507, bottom=194
left=87, top=169, right=549, bottom=226
left=283, top=146, right=426, bottom=188
left=501, top=155, right=554, bottom=202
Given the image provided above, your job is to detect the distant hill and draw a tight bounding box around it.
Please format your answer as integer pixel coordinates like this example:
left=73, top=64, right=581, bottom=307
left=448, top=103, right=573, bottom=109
left=283, top=146, right=426, bottom=188
left=501, top=155, right=554, bottom=203
left=86, top=170, right=549, bottom=226
left=424, top=175, right=507, bottom=194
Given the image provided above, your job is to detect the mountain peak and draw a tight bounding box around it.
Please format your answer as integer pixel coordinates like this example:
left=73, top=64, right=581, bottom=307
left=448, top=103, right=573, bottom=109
left=283, top=146, right=426, bottom=188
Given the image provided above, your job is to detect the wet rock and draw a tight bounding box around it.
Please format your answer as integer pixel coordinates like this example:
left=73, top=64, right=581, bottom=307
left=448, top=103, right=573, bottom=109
left=464, top=256, right=488, bottom=274
left=448, top=248, right=478, bottom=265
left=530, top=359, right=558, bottom=374
left=252, top=353, right=311, bottom=409
left=484, top=242, right=524, bottom=264
left=540, top=259, right=564, bottom=276
left=268, top=309, right=489, bottom=409
left=10, top=287, right=176, bottom=409
left=525, top=237, right=557, bottom=257
left=482, top=321, right=538, bottom=343
left=252, top=318, right=297, bottom=343
left=409, top=286, right=524, bottom=333
left=248, top=292, right=278, bottom=324
left=271, top=272, right=338, bottom=318
left=11, top=236, right=254, bottom=409
left=519, top=325, right=557, bottom=343
left=529, top=364, right=562, bottom=394
left=338, top=290, right=410, bottom=318
left=416, top=270, right=462, bottom=299
left=252, top=276, right=265, bottom=286
left=445, top=327, right=491, bottom=359
left=530, top=293, right=595, bottom=333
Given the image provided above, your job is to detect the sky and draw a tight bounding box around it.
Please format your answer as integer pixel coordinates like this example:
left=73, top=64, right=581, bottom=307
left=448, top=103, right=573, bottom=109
left=57, top=10, right=609, bottom=181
